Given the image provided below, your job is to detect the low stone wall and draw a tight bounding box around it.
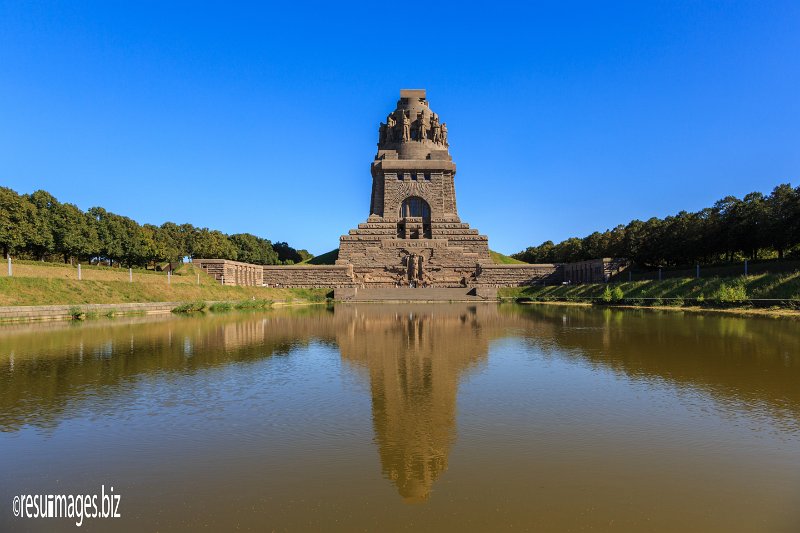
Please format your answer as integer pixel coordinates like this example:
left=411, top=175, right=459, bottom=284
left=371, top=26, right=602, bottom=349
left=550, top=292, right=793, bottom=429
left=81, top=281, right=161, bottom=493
left=474, top=264, right=562, bottom=286
left=563, top=258, right=628, bottom=283
left=0, top=302, right=181, bottom=322
left=194, top=259, right=264, bottom=286
left=262, top=264, right=355, bottom=288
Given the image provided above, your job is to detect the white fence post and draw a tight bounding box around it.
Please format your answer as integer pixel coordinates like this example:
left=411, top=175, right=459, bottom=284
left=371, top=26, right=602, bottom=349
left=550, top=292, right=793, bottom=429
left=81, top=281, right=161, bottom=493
left=7, top=256, right=11, bottom=277
left=744, top=259, right=748, bottom=276
left=129, top=268, right=132, bottom=283
left=696, top=263, right=700, bottom=279
left=167, top=271, right=171, bottom=285
left=78, top=264, right=82, bottom=281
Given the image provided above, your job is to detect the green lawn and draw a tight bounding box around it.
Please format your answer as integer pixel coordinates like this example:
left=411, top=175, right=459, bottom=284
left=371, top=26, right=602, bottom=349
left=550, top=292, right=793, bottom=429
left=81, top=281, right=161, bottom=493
left=498, top=272, right=800, bottom=301
left=0, top=268, right=329, bottom=306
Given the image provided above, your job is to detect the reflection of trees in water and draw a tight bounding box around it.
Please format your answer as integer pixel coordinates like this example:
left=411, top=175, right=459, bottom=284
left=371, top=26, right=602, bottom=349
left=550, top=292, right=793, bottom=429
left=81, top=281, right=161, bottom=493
left=503, top=305, right=800, bottom=429
left=0, top=311, right=339, bottom=432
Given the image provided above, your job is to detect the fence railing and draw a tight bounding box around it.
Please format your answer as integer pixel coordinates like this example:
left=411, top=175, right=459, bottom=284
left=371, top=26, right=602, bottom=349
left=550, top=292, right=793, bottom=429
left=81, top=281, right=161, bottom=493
left=2, top=258, right=202, bottom=285
left=613, top=258, right=800, bottom=282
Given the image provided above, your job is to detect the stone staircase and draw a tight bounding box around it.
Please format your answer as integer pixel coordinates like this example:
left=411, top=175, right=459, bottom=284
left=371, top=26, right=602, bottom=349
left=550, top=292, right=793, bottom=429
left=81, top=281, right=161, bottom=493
left=335, top=287, right=496, bottom=302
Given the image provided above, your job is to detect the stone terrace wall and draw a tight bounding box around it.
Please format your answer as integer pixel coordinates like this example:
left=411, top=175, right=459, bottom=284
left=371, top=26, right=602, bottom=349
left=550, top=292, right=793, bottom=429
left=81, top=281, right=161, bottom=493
left=563, top=258, right=628, bottom=283
left=194, top=259, right=264, bottom=286
left=474, top=264, right=563, bottom=286
left=262, top=265, right=355, bottom=288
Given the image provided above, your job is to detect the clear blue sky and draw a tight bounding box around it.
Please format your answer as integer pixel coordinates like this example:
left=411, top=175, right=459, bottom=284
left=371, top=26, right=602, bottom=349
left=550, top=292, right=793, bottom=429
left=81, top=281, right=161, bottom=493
left=1, top=1, right=798, bottom=255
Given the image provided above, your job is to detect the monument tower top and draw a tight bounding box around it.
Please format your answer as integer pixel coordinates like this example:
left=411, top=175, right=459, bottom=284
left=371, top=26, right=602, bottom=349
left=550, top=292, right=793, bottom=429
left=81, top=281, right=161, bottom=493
left=399, top=89, right=426, bottom=99
left=376, top=88, right=449, bottom=161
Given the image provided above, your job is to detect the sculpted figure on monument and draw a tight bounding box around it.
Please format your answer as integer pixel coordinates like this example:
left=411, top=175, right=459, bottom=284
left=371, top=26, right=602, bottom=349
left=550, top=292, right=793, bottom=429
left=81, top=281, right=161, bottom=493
left=441, top=122, right=448, bottom=146
left=430, top=113, right=440, bottom=143
left=378, top=122, right=387, bottom=145
left=401, top=111, right=411, bottom=142
left=417, top=113, right=428, bottom=141
left=386, top=114, right=396, bottom=142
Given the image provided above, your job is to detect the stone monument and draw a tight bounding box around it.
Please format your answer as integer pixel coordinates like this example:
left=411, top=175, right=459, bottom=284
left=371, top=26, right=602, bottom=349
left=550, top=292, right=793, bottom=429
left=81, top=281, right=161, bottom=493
left=337, top=89, right=492, bottom=287
left=195, top=89, right=627, bottom=293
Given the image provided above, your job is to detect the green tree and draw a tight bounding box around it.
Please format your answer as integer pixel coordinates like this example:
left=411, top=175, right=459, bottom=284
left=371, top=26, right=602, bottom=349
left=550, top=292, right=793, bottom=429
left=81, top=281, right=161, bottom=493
left=55, top=203, right=99, bottom=264
left=229, top=233, right=279, bottom=265
left=25, top=190, right=58, bottom=260
left=0, top=187, right=38, bottom=258
left=158, top=222, right=189, bottom=263
left=273, top=241, right=305, bottom=264
left=766, top=184, right=798, bottom=258
left=191, top=228, right=238, bottom=260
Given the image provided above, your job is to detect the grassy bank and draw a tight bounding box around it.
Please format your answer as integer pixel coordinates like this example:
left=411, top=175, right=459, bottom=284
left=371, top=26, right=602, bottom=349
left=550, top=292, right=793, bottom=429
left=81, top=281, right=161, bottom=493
left=499, top=272, right=800, bottom=309
left=0, top=262, right=329, bottom=306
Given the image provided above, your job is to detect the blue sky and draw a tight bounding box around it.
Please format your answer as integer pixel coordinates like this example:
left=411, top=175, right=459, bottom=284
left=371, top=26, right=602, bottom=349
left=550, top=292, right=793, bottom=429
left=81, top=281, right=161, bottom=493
left=1, top=1, right=798, bottom=255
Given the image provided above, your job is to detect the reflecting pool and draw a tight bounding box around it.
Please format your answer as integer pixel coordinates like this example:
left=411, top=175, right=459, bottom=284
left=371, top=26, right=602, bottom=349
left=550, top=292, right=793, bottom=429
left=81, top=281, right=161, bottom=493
left=1, top=304, right=799, bottom=531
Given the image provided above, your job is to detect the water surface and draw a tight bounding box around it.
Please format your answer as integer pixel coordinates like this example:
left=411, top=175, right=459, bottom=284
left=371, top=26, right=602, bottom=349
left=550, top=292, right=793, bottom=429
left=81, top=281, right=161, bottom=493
left=1, top=304, right=799, bottom=531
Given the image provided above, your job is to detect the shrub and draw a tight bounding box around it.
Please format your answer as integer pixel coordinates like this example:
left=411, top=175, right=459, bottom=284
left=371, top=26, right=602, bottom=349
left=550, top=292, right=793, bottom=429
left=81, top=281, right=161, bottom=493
left=713, top=282, right=748, bottom=303
left=209, top=302, right=233, bottom=312
left=69, top=306, right=85, bottom=320
left=611, top=287, right=624, bottom=302
left=601, top=286, right=613, bottom=303
left=172, top=301, right=206, bottom=313
left=234, top=299, right=273, bottom=310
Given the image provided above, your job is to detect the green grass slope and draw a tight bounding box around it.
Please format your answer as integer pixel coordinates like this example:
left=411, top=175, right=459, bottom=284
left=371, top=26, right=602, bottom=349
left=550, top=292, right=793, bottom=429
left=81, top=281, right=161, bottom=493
left=301, top=249, right=339, bottom=265
left=490, top=250, right=526, bottom=264
left=498, top=272, right=800, bottom=301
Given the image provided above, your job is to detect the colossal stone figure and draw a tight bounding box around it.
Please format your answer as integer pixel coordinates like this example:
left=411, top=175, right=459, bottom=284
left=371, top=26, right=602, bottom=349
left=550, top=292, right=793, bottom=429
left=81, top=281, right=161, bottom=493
left=386, top=114, right=396, bottom=143
left=441, top=122, right=448, bottom=146
left=417, top=113, right=428, bottom=141
left=379, top=122, right=387, bottom=145
left=401, top=111, right=411, bottom=142
left=430, top=113, right=440, bottom=143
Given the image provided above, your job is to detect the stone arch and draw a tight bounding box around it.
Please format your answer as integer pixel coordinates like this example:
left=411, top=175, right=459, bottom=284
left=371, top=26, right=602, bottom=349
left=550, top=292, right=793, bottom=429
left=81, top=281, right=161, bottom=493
left=399, top=196, right=431, bottom=220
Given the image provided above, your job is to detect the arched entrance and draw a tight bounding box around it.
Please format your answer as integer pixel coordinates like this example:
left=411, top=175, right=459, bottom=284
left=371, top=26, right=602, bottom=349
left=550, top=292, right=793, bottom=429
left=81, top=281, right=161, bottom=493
left=397, top=196, right=432, bottom=239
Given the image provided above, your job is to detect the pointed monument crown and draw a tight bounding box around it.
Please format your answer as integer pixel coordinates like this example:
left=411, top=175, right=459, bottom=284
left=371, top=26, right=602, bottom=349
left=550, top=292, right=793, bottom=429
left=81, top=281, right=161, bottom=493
left=377, top=89, right=450, bottom=160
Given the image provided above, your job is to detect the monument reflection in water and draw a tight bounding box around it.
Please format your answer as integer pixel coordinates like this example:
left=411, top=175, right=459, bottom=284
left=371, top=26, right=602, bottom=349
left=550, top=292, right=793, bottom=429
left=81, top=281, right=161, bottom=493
left=337, top=305, right=489, bottom=502
left=1, top=304, right=799, bottom=531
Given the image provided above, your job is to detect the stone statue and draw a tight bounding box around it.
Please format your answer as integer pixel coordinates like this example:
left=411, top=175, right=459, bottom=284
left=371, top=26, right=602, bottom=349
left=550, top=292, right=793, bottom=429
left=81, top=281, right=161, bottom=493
left=386, top=114, right=396, bottom=142
left=379, top=122, right=387, bottom=145
left=401, top=111, right=411, bottom=142
left=417, top=113, right=428, bottom=141
left=407, top=253, right=420, bottom=283
left=441, top=122, right=448, bottom=146
left=432, top=122, right=441, bottom=144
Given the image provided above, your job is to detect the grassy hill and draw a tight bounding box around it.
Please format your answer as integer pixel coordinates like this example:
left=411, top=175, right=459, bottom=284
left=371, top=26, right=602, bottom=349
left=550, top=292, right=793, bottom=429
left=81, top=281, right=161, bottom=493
left=0, top=261, right=328, bottom=306
left=301, top=249, right=339, bottom=265
left=489, top=250, right=526, bottom=264
left=499, top=272, right=800, bottom=302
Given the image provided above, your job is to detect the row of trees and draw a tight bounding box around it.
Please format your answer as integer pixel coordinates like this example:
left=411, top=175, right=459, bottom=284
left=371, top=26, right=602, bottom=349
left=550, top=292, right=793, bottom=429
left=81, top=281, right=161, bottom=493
left=513, top=183, right=800, bottom=267
left=0, top=188, right=312, bottom=267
